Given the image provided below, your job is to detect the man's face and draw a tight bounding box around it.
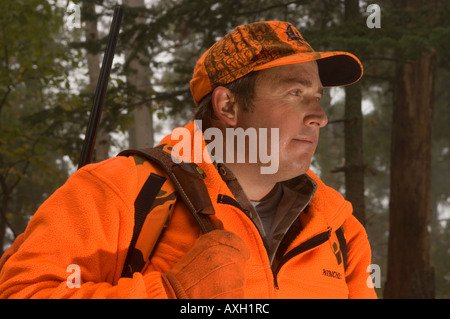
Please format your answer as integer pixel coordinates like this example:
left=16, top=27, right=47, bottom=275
left=236, top=61, right=328, bottom=181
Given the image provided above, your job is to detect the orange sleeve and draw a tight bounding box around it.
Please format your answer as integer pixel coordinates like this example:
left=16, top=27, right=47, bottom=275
left=342, top=215, right=378, bottom=299
left=0, top=156, right=169, bottom=299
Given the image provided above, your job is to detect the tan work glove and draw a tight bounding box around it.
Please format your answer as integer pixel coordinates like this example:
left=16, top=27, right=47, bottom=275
left=161, top=229, right=250, bottom=299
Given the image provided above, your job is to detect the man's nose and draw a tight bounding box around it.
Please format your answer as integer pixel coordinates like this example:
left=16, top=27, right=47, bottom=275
left=304, top=101, right=328, bottom=128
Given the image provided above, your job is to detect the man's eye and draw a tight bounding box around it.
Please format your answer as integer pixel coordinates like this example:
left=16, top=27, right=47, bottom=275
left=290, top=90, right=302, bottom=96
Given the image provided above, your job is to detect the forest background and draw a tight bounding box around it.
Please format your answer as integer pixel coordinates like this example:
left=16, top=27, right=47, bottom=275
left=0, top=0, right=448, bottom=298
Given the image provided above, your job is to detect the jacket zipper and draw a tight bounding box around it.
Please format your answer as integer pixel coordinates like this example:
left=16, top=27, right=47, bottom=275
left=217, top=194, right=332, bottom=290
left=272, top=227, right=331, bottom=288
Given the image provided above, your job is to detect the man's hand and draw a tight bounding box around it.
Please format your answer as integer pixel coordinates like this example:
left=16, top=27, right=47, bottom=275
left=162, top=229, right=250, bottom=299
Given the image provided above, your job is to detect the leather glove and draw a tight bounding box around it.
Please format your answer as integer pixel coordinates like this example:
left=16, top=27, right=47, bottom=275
left=162, top=229, right=250, bottom=299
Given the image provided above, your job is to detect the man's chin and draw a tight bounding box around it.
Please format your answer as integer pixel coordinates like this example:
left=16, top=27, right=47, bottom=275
left=265, top=162, right=311, bottom=182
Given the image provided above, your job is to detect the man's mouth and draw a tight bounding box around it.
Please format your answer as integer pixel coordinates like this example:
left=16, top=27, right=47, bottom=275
left=293, top=136, right=316, bottom=144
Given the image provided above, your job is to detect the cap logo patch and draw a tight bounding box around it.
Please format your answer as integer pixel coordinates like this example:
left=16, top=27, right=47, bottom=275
left=285, top=24, right=311, bottom=50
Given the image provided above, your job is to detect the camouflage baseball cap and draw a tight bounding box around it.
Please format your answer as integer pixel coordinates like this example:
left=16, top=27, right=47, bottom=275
left=190, top=21, right=363, bottom=105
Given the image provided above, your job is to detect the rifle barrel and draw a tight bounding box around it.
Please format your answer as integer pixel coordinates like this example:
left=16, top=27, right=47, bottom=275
left=78, top=6, right=123, bottom=169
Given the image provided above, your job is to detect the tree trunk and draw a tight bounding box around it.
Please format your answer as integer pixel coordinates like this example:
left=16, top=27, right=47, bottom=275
left=384, top=49, right=437, bottom=299
left=124, top=0, right=154, bottom=149
left=344, top=0, right=366, bottom=225
left=0, top=186, right=7, bottom=256
left=83, top=1, right=111, bottom=161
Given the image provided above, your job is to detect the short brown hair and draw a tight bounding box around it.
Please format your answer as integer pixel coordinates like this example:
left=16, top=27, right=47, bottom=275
left=194, top=71, right=260, bottom=130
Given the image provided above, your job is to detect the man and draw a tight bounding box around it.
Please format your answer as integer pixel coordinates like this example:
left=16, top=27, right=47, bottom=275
left=0, top=21, right=376, bottom=298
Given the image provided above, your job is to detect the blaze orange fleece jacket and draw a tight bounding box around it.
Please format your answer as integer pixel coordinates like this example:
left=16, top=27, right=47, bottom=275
left=0, top=122, right=377, bottom=299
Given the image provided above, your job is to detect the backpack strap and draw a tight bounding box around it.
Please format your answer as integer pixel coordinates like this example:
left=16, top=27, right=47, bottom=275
left=121, top=171, right=171, bottom=277
left=118, top=145, right=217, bottom=277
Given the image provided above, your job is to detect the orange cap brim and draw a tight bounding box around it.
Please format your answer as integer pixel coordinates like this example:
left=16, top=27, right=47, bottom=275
left=253, top=51, right=363, bottom=88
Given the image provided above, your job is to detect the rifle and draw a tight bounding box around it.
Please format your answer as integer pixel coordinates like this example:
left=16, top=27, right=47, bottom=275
left=78, top=6, right=123, bottom=169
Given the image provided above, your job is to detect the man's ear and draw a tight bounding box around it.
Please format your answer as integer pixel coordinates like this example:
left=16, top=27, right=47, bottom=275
left=211, top=86, right=237, bottom=127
